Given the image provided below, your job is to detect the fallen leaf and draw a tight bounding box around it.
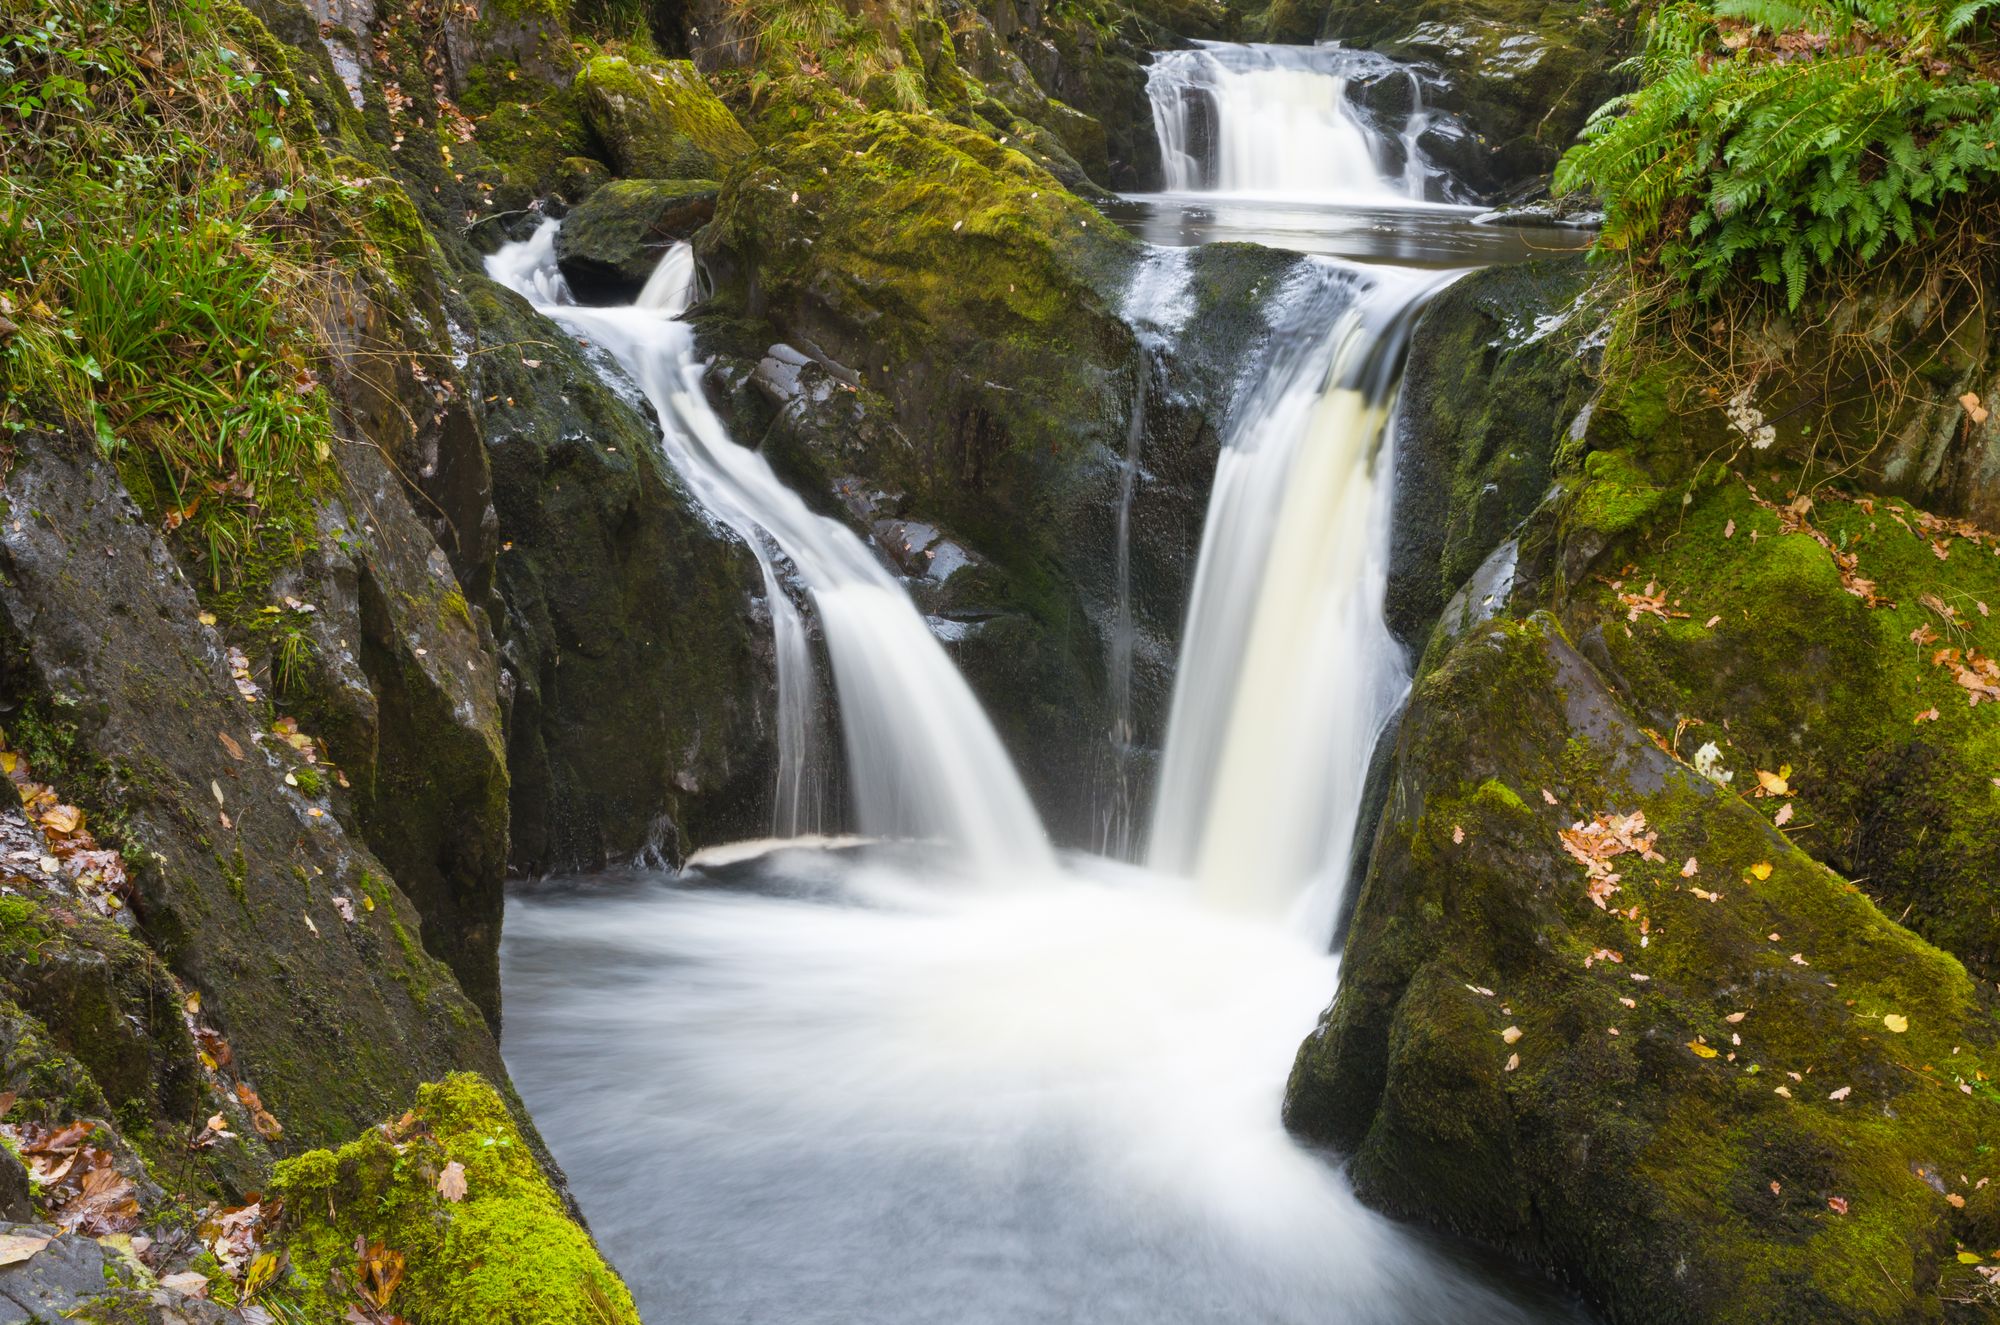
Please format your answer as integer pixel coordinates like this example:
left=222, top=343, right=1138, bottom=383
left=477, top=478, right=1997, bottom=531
left=1726, top=1012, right=1747, bottom=1024
left=437, top=1160, right=466, bottom=1203
left=1501, top=1026, right=1523, bottom=1044
left=333, top=896, right=356, bottom=923
left=1504, top=1053, right=1519, bottom=1072
left=1750, top=863, right=1774, bottom=881
left=1829, top=1086, right=1852, bottom=1101
left=1688, top=1041, right=1719, bottom=1059
left=1883, top=1013, right=1909, bottom=1033
left=1790, top=953, right=1810, bottom=966
left=1774, top=802, right=1794, bottom=827
left=0, top=1233, right=50, bottom=1267
left=1774, top=1085, right=1792, bottom=1098
left=358, top=1241, right=405, bottom=1310
left=1705, top=615, right=1722, bottom=629
left=1724, top=519, right=1737, bottom=538
left=1542, top=788, right=1557, bottom=805
left=1452, top=824, right=1464, bottom=844
left=1681, top=857, right=1700, bottom=877
left=1962, top=391, right=1990, bottom=425
left=1916, top=707, right=1941, bottom=724
left=161, top=1271, right=211, bottom=1297
left=1948, top=1194, right=1967, bottom=1209
left=1827, top=1196, right=1849, bottom=1215
left=1754, top=766, right=1792, bottom=798
left=38, top=805, right=80, bottom=835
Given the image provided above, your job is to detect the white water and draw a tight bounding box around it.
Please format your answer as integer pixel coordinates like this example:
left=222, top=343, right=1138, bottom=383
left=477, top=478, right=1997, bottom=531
left=1147, top=261, right=1449, bottom=936
left=486, top=227, right=1052, bottom=876
left=500, top=57, right=1584, bottom=1323
left=1147, top=44, right=1442, bottom=203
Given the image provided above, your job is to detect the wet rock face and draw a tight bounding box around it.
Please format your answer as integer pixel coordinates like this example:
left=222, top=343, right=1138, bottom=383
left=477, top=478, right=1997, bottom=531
left=1386, top=256, right=1595, bottom=652
left=1290, top=613, right=2000, bottom=1321
left=1269, top=0, right=1638, bottom=199
left=553, top=178, right=720, bottom=303
left=700, top=117, right=1307, bottom=839
left=469, top=280, right=777, bottom=873
left=0, top=435, right=506, bottom=1149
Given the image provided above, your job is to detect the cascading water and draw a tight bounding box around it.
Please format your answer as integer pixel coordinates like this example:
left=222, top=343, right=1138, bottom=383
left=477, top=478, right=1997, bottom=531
left=1147, top=261, right=1450, bottom=936
left=498, top=48, right=1591, bottom=1322
left=486, top=226, right=1052, bottom=876
left=1147, top=43, right=1443, bottom=202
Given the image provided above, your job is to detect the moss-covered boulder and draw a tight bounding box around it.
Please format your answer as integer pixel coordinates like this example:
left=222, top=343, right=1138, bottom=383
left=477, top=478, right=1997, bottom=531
left=577, top=54, right=754, bottom=180
left=553, top=178, right=720, bottom=302
left=272, top=1074, right=639, bottom=1325
left=1267, top=0, right=1638, bottom=197
left=1290, top=611, right=2000, bottom=1320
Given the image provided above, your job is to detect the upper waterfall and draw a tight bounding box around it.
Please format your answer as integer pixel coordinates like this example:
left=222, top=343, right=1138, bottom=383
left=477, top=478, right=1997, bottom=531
left=1146, top=43, right=1443, bottom=203
left=487, top=227, right=1055, bottom=879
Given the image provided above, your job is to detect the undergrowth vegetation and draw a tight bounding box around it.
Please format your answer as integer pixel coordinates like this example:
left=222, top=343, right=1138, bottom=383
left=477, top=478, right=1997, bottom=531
left=0, top=0, right=337, bottom=585
left=1558, top=0, right=2000, bottom=308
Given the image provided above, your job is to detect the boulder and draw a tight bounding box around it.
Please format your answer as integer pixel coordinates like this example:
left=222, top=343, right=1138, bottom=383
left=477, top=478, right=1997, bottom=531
left=577, top=54, right=754, bottom=180
left=554, top=178, right=721, bottom=303
left=1289, top=611, right=2000, bottom=1320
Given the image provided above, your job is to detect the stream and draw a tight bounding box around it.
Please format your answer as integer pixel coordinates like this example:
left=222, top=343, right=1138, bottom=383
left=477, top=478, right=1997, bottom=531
left=497, top=40, right=1595, bottom=1324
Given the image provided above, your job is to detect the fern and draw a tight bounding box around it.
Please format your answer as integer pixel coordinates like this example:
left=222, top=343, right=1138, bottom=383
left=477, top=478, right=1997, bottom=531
left=1556, top=0, right=2000, bottom=306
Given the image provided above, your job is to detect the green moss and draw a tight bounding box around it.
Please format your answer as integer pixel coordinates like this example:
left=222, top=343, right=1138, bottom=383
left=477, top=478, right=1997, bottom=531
left=1565, top=448, right=1668, bottom=543
left=576, top=54, right=753, bottom=179
left=270, top=1074, right=639, bottom=1325
left=1294, top=611, right=2000, bottom=1319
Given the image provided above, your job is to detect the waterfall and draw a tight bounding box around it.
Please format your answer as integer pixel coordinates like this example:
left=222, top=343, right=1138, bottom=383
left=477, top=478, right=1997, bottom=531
left=1146, top=262, right=1451, bottom=936
left=487, top=227, right=1054, bottom=877
left=1146, top=44, right=1440, bottom=203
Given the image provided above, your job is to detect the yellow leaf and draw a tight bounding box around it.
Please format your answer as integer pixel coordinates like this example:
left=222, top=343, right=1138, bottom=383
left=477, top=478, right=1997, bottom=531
left=1501, top=1026, right=1523, bottom=1044
left=1688, top=1042, right=1719, bottom=1059
left=1958, top=1251, right=1983, bottom=1264
left=1755, top=766, right=1791, bottom=797
left=1750, top=862, right=1773, bottom=881
left=38, top=804, right=80, bottom=835
left=1883, top=1013, right=1909, bottom=1033
left=243, top=1251, right=282, bottom=1300
left=0, top=753, right=16, bottom=776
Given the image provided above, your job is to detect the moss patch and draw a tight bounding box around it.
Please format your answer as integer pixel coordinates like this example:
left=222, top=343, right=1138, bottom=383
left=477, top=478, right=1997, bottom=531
left=271, top=1074, right=639, bottom=1325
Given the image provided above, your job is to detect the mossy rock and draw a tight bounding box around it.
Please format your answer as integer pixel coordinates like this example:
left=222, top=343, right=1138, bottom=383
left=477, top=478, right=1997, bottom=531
left=576, top=54, right=754, bottom=180
left=1290, top=612, right=2000, bottom=1320
left=271, top=1074, right=640, bottom=1325
left=553, top=178, right=720, bottom=302
left=1387, top=256, right=1596, bottom=650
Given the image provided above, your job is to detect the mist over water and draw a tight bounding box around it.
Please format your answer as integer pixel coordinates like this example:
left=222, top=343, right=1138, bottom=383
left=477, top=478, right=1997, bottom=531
left=499, top=41, right=1591, bottom=1325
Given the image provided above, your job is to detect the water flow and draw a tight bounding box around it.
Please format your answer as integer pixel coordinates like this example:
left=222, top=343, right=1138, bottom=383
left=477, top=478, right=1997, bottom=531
left=487, top=227, right=1052, bottom=875
left=1099, top=248, right=1196, bottom=859
left=1147, top=261, right=1454, bottom=936
left=1147, top=44, right=1435, bottom=202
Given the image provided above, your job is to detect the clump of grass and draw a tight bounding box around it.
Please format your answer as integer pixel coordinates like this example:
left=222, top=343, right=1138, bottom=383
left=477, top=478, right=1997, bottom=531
left=0, top=0, right=342, bottom=587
